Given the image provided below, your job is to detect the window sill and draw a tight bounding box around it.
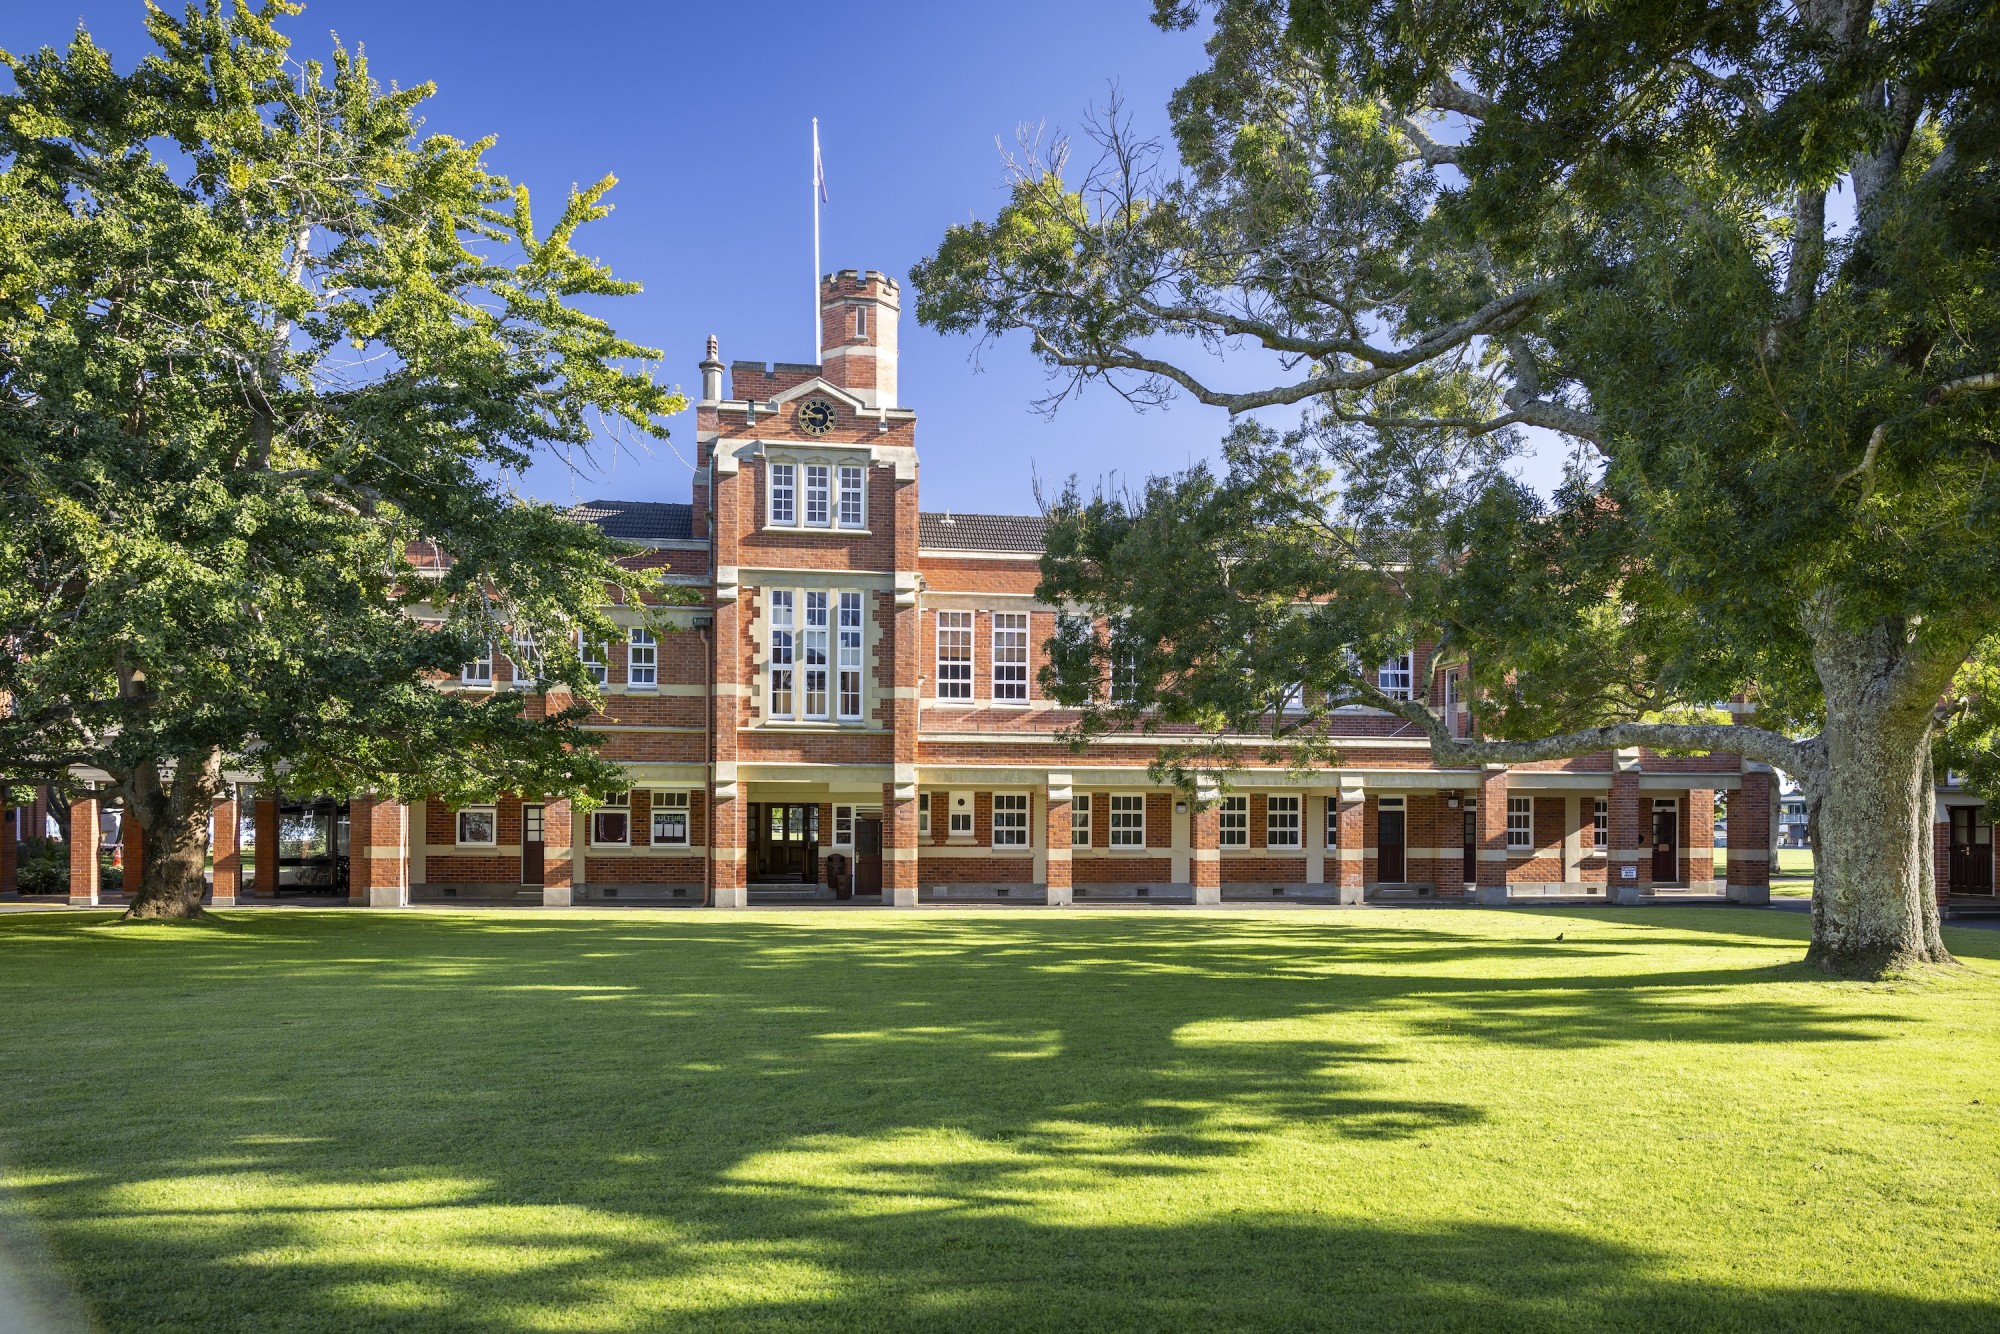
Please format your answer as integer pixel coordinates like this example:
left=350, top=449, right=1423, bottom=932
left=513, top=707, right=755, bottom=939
left=455, top=843, right=497, bottom=850
left=763, top=526, right=873, bottom=537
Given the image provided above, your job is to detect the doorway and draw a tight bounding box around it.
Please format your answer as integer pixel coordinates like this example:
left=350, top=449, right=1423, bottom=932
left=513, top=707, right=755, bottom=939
left=1949, top=807, right=1994, bottom=895
left=854, top=817, right=883, bottom=896
left=1378, top=798, right=1407, bottom=883
left=1652, top=798, right=1680, bottom=883
left=749, top=802, right=819, bottom=883
left=522, top=804, right=544, bottom=886
left=1461, top=798, right=1476, bottom=883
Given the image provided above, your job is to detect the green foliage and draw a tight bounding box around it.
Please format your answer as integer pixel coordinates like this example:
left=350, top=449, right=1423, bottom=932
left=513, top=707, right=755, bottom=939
left=0, top=3, right=690, bottom=845
left=915, top=0, right=2000, bottom=789
left=14, top=840, right=67, bottom=896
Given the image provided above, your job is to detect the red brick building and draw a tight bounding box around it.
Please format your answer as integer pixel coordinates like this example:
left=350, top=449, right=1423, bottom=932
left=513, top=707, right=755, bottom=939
left=48, top=272, right=1789, bottom=910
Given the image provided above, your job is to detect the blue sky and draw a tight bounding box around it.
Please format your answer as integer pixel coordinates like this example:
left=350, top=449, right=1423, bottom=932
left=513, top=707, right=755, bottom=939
left=9, top=1, right=1567, bottom=514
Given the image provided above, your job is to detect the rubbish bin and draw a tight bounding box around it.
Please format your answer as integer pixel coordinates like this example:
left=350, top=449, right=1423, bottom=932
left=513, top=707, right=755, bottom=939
left=826, top=853, right=851, bottom=900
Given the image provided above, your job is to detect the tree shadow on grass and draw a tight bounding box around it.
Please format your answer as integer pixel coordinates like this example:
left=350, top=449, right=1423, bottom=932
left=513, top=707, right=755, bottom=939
left=0, top=910, right=1977, bottom=1332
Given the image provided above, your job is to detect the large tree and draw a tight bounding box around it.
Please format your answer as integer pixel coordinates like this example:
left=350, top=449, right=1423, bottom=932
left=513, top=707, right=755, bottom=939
left=913, top=0, right=2000, bottom=975
left=0, top=2, right=683, bottom=919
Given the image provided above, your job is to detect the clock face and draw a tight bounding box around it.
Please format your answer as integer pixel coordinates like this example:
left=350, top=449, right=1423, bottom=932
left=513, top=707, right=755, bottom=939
left=797, top=398, right=836, bottom=436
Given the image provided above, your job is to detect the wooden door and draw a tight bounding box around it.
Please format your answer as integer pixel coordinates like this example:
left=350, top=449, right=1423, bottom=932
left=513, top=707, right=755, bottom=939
left=855, top=818, right=883, bottom=895
left=1461, top=803, right=1476, bottom=883
left=1950, top=807, right=1994, bottom=895
left=522, top=804, right=544, bottom=885
left=1378, top=806, right=1406, bottom=883
left=1652, top=803, right=1679, bottom=883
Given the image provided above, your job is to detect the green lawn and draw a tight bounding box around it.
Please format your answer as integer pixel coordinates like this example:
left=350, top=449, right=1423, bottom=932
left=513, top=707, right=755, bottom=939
left=1, top=908, right=1996, bottom=1333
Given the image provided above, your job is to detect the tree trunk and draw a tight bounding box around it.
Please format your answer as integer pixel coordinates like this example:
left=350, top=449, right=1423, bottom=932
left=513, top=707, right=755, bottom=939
left=1804, top=619, right=1958, bottom=976
left=122, top=751, right=222, bottom=921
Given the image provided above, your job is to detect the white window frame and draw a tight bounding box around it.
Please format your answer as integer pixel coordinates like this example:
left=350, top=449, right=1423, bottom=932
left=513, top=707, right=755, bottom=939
left=992, top=793, right=1029, bottom=849
left=947, top=790, right=974, bottom=839
left=769, top=462, right=796, bottom=526
left=1326, top=799, right=1341, bottom=848
left=507, top=630, right=540, bottom=691
left=651, top=791, right=690, bottom=846
left=456, top=807, right=496, bottom=846
left=833, top=804, right=855, bottom=847
left=918, top=792, right=931, bottom=836
left=1220, top=795, right=1249, bottom=849
left=803, top=591, right=830, bottom=719
left=1593, top=798, right=1608, bottom=849
left=1378, top=651, right=1414, bottom=701
left=837, top=465, right=865, bottom=529
left=577, top=631, right=608, bottom=688
left=837, top=592, right=864, bottom=721
left=1110, top=621, right=1140, bottom=704
left=1507, top=796, right=1533, bottom=851
left=628, top=627, right=657, bottom=688
left=462, top=644, right=494, bottom=688
left=804, top=464, right=831, bottom=527
left=992, top=612, right=1029, bottom=703
left=592, top=791, right=631, bottom=847
left=854, top=305, right=868, bottom=338
left=1266, top=794, right=1301, bottom=849
left=1071, top=794, right=1091, bottom=847
left=1110, top=794, right=1146, bottom=848
left=936, top=610, right=973, bottom=701
left=768, top=590, right=795, bottom=718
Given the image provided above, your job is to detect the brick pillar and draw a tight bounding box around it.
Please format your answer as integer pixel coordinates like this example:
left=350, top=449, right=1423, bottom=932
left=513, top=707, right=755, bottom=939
left=253, top=794, right=279, bottom=897
left=211, top=792, right=240, bottom=907
left=0, top=786, right=14, bottom=895
left=121, top=807, right=145, bottom=897
left=883, top=782, right=920, bottom=907
left=1609, top=764, right=1649, bottom=904
left=1044, top=777, right=1073, bottom=907
left=69, top=793, right=100, bottom=907
left=543, top=798, right=574, bottom=907
left=1686, top=789, right=1716, bottom=890
left=1476, top=767, right=1510, bottom=904
left=1934, top=817, right=1951, bottom=909
left=1333, top=784, right=1366, bottom=903
left=1726, top=767, right=1772, bottom=904
left=349, top=797, right=410, bottom=908
left=710, top=781, right=746, bottom=907
left=1190, top=784, right=1221, bottom=906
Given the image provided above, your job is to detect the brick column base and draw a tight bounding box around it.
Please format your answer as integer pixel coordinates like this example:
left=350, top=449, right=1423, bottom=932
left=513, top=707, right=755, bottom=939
left=1190, top=793, right=1220, bottom=906
left=1333, top=787, right=1365, bottom=903
left=1045, top=788, right=1073, bottom=907
left=542, top=799, right=574, bottom=907
left=1609, top=766, right=1649, bottom=904
left=1476, top=768, right=1510, bottom=905
left=1726, top=768, right=1772, bottom=905
left=883, top=783, right=919, bottom=908
left=350, top=798, right=410, bottom=908
left=69, top=795, right=100, bottom=907
left=211, top=795, right=240, bottom=907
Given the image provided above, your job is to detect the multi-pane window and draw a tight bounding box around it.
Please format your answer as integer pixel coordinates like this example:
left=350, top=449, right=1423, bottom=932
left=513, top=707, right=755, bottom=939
left=993, top=613, right=1029, bottom=702
left=768, top=591, right=795, bottom=717
left=937, top=611, right=973, bottom=700
left=803, top=592, right=830, bottom=719
left=456, top=808, right=496, bottom=845
left=1110, top=622, right=1141, bottom=703
left=1110, top=794, right=1146, bottom=847
left=1220, top=795, right=1249, bottom=848
left=918, top=792, right=931, bottom=836
left=628, top=627, right=657, bottom=687
left=593, top=790, right=630, bottom=846
left=833, top=804, right=854, bottom=847
left=462, top=644, right=494, bottom=687
left=1507, top=795, right=1533, bottom=850
left=992, top=793, right=1029, bottom=848
left=804, top=464, right=831, bottom=527
left=837, top=592, right=863, bottom=720
left=1326, top=799, right=1341, bottom=847
left=1378, top=651, right=1414, bottom=700
left=1594, top=798, right=1609, bottom=849
left=1071, top=795, right=1091, bottom=847
left=577, top=632, right=608, bottom=687
left=507, top=630, right=540, bottom=690
left=769, top=463, right=796, bottom=526
left=837, top=465, right=864, bottom=528
left=1267, top=794, right=1301, bottom=848
left=948, top=793, right=974, bottom=838
left=652, top=792, right=689, bottom=845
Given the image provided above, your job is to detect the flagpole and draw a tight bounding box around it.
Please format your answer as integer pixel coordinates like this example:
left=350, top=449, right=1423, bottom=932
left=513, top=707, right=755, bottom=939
left=812, top=117, right=822, bottom=367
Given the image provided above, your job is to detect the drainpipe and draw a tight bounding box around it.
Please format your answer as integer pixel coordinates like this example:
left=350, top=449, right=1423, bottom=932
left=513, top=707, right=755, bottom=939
left=700, top=619, right=713, bottom=908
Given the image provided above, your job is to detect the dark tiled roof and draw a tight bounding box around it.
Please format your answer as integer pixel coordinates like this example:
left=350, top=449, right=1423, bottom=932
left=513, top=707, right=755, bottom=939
left=918, top=512, right=1046, bottom=553
left=569, top=499, right=695, bottom=546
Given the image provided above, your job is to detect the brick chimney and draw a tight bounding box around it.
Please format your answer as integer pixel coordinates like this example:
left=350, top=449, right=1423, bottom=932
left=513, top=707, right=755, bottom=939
left=819, top=269, right=899, bottom=408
